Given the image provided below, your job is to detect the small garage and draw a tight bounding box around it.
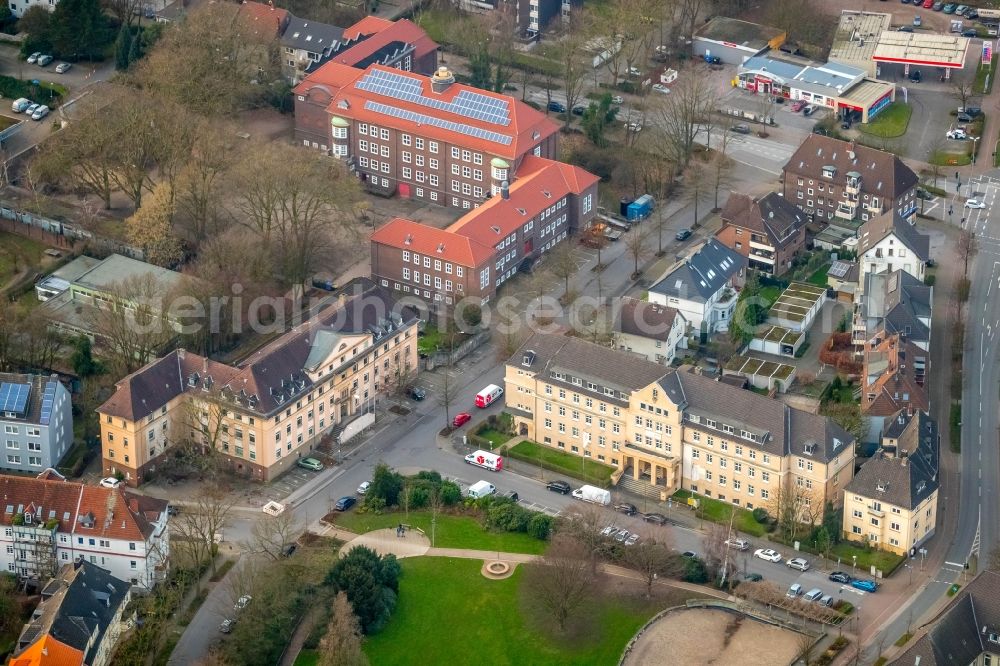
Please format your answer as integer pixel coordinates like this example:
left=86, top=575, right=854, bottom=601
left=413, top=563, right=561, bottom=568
left=692, top=17, right=786, bottom=65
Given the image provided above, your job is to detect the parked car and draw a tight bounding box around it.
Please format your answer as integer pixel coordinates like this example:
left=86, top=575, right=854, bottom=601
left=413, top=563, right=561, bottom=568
left=26, top=52, right=41, bottom=64
left=932, top=1, right=944, bottom=10
left=55, top=62, right=71, bottom=73
left=643, top=512, right=669, bottom=525
left=851, top=579, right=879, bottom=593
left=725, top=538, right=750, bottom=551
left=786, top=583, right=803, bottom=597
left=841, top=118, right=853, bottom=130
left=311, top=278, right=335, bottom=291
left=966, top=199, right=987, bottom=209
left=754, top=548, right=782, bottom=563
left=958, top=112, right=974, bottom=122
left=167, top=505, right=180, bottom=517
left=791, top=100, right=806, bottom=112
left=923, top=0, right=934, bottom=6
left=611, top=95, right=624, bottom=104
left=219, top=619, right=235, bottom=633
left=297, top=457, right=324, bottom=471
left=962, top=29, right=978, bottom=37
left=786, top=557, right=811, bottom=571
left=24, top=103, right=39, bottom=117
left=628, top=66, right=642, bottom=76
left=802, top=104, right=815, bottom=116
left=730, top=123, right=751, bottom=134
left=943, top=4, right=956, bottom=14
left=675, top=228, right=692, bottom=241
left=958, top=106, right=983, bottom=117
left=546, top=479, right=572, bottom=494
left=829, top=571, right=852, bottom=584
left=357, top=481, right=371, bottom=495
left=966, top=7, right=978, bottom=18
left=99, top=477, right=122, bottom=489
left=819, top=594, right=834, bottom=607
left=704, top=54, right=721, bottom=64
left=37, top=55, right=53, bottom=66
left=234, top=595, right=252, bottom=610
left=947, top=128, right=968, bottom=139
left=11, top=98, right=31, bottom=113
left=681, top=550, right=698, bottom=558
left=615, top=530, right=631, bottom=543
left=627, top=122, right=643, bottom=132
left=408, top=386, right=426, bottom=401
left=614, top=502, right=638, bottom=516
left=913, top=15, right=922, bottom=25
left=31, top=105, right=49, bottom=121
left=334, top=496, right=357, bottom=511
left=909, top=69, right=923, bottom=82
left=452, top=412, right=472, bottom=428
left=625, top=534, right=639, bottom=546
left=651, top=83, right=671, bottom=94
left=571, top=105, right=586, bottom=116
left=803, top=588, right=824, bottom=602
left=601, top=526, right=619, bottom=537
left=898, top=25, right=914, bottom=32
left=547, top=101, right=566, bottom=113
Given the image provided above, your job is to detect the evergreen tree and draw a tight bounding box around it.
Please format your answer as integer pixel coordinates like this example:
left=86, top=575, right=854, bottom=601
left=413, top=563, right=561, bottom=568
left=127, top=25, right=141, bottom=65
left=469, top=51, right=492, bottom=91
left=48, top=0, right=107, bottom=60
left=114, top=26, right=132, bottom=70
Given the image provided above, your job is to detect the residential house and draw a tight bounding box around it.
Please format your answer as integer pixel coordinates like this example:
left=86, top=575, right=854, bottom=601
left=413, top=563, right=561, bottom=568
left=320, top=17, right=438, bottom=74
left=281, top=16, right=345, bottom=85
left=612, top=297, right=687, bottom=365
left=293, top=63, right=560, bottom=208
left=889, top=570, right=1000, bottom=665
left=10, top=635, right=84, bottom=666
left=504, top=334, right=855, bottom=513
left=857, top=209, right=930, bottom=293
left=827, top=260, right=860, bottom=303
left=842, top=410, right=938, bottom=555
left=35, top=254, right=191, bottom=346
left=0, top=374, right=72, bottom=475
left=647, top=239, right=747, bottom=336
left=238, top=0, right=290, bottom=39
left=370, top=155, right=598, bottom=309
left=717, top=192, right=808, bottom=275
left=97, top=279, right=419, bottom=484
left=14, top=562, right=131, bottom=666
left=854, top=270, right=932, bottom=351
left=0, top=472, right=168, bottom=588
left=861, top=333, right=929, bottom=439
left=781, top=135, right=919, bottom=225
left=455, top=0, right=577, bottom=38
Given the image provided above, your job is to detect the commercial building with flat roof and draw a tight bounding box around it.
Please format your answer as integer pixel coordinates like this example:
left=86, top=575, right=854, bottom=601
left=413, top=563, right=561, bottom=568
left=830, top=11, right=893, bottom=76
left=692, top=17, right=786, bottom=65
left=872, top=31, right=971, bottom=80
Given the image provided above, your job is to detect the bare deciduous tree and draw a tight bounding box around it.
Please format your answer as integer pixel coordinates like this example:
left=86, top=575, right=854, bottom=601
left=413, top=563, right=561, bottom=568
left=246, top=510, right=300, bottom=561
left=172, top=491, right=234, bottom=584
left=547, top=241, right=579, bottom=301
left=625, top=228, right=649, bottom=279
left=86, top=274, right=176, bottom=376
left=523, top=533, right=593, bottom=632
left=623, top=534, right=678, bottom=598
left=652, top=69, right=715, bottom=167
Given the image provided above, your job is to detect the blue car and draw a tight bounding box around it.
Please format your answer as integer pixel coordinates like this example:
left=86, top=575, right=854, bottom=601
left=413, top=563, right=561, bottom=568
left=851, top=579, right=879, bottom=593
left=334, top=496, right=357, bottom=511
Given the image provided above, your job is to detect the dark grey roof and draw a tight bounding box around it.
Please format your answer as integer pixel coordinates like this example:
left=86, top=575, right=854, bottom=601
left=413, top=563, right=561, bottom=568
left=858, top=210, right=930, bottom=261
left=861, top=271, right=931, bottom=343
left=658, top=367, right=854, bottom=462
left=511, top=334, right=672, bottom=399
left=720, top=192, right=807, bottom=249
left=783, top=135, right=919, bottom=200
left=280, top=16, right=344, bottom=52
left=891, top=571, right=1000, bottom=666
left=828, top=260, right=859, bottom=283
left=649, top=239, right=746, bottom=303
left=48, top=562, right=129, bottom=663
left=845, top=438, right=938, bottom=510
left=613, top=297, right=682, bottom=342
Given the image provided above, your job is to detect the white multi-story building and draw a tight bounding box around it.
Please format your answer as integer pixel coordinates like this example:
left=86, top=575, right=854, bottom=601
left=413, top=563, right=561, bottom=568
left=0, top=471, right=168, bottom=588
left=0, top=373, right=73, bottom=475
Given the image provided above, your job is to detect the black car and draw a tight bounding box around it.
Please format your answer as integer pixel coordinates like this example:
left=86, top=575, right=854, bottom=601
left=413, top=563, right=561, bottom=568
left=958, top=112, right=973, bottom=122
left=962, top=29, right=977, bottom=37
left=614, top=502, right=638, bottom=516
left=571, top=105, right=586, bottom=116
left=546, top=479, right=572, bottom=494
left=966, top=7, right=978, bottom=17
left=841, top=119, right=852, bottom=130
left=731, top=123, right=752, bottom=134
left=909, top=69, right=922, bottom=82
left=675, top=228, right=692, bottom=241
left=962, top=107, right=983, bottom=117
left=167, top=505, right=180, bottom=517
left=547, top=101, right=566, bottom=113
left=744, top=572, right=764, bottom=582
left=643, top=512, right=669, bottom=525
left=829, top=571, right=852, bottom=584
left=408, top=386, right=426, bottom=401
left=334, top=496, right=357, bottom=511
left=897, top=25, right=914, bottom=32
left=502, top=490, right=519, bottom=501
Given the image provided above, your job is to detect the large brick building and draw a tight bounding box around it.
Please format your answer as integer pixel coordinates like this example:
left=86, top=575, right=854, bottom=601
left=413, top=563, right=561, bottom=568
left=294, top=63, right=561, bottom=209
left=717, top=192, right=807, bottom=276
left=370, top=155, right=599, bottom=308
left=781, top=135, right=918, bottom=225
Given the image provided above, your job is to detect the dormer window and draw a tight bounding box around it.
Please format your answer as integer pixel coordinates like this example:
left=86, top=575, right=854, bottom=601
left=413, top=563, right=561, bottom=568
left=822, top=166, right=836, bottom=179
left=522, top=351, right=535, bottom=367
left=803, top=442, right=816, bottom=455
left=876, top=482, right=887, bottom=493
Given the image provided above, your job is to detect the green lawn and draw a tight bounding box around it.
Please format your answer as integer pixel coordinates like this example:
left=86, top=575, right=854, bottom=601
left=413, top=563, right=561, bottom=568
left=364, top=557, right=675, bottom=665
left=671, top=490, right=768, bottom=537
left=329, top=509, right=548, bottom=554
left=0, top=231, right=46, bottom=284
left=506, top=440, right=615, bottom=486
left=829, top=541, right=904, bottom=573
left=417, top=325, right=446, bottom=355
left=860, top=102, right=912, bottom=138
left=294, top=651, right=319, bottom=666
left=807, top=264, right=831, bottom=287
left=477, top=427, right=510, bottom=448
left=759, top=285, right=782, bottom=308
left=929, top=150, right=972, bottom=167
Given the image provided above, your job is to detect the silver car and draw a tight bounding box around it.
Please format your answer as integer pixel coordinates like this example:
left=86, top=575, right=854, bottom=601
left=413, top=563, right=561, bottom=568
left=37, top=55, right=53, bottom=66
left=55, top=62, right=71, bottom=73
left=31, top=105, right=49, bottom=121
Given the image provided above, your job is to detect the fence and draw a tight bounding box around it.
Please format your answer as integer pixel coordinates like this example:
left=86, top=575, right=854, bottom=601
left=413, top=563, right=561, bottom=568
left=422, top=329, right=491, bottom=370
left=0, top=202, right=144, bottom=260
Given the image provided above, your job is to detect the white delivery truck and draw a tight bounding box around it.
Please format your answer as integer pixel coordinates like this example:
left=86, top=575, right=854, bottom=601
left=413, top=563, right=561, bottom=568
left=465, top=449, right=503, bottom=471
left=572, top=484, right=611, bottom=506
left=467, top=480, right=496, bottom=499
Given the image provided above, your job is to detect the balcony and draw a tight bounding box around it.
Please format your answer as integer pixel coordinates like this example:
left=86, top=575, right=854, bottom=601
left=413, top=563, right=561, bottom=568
left=749, top=248, right=775, bottom=262
left=867, top=505, right=885, bottom=518
left=845, top=177, right=862, bottom=195
left=835, top=204, right=857, bottom=222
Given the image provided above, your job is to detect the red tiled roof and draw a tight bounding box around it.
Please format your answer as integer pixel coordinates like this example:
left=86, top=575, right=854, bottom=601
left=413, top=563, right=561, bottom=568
left=371, top=218, right=494, bottom=267
left=238, top=0, right=288, bottom=38
left=301, top=63, right=559, bottom=159
left=12, top=635, right=84, bottom=666
left=332, top=18, right=437, bottom=68
left=0, top=475, right=164, bottom=542
left=448, top=155, right=598, bottom=248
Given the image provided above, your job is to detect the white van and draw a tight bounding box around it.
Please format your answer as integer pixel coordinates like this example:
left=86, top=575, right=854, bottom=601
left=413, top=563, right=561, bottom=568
left=11, top=98, right=30, bottom=113
left=467, top=480, right=496, bottom=499
left=475, top=384, right=504, bottom=408
left=465, top=449, right=503, bottom=472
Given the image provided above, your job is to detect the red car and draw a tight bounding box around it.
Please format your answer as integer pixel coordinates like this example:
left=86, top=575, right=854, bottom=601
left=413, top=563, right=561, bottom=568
left=452, top=412, right=472, bottom=428
left=923, top=0, right=933, bottom=7
left=791, top=100, right=806, bottom=112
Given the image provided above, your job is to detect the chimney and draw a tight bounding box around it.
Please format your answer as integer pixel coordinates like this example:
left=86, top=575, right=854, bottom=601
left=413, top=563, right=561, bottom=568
left=430, top=67, right=455, bottom=94
left=501, top=181, right=510, bottom=200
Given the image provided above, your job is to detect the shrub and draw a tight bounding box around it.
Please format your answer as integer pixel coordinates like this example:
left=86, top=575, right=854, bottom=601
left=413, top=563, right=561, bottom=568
left=407, top=485, right=430, bottom=509
left=924, top=274, right=936, bottom=286
left=366, top=463, right=403, bottom=508
left=682, top=557, right=709, bottom=584
left=486, top=501, right=531, bottom=533
left=752, top=507, right=769, bottom=523
left=439, top=480, right=462, bottom=505
left=527, top=513, right=553, bottom=540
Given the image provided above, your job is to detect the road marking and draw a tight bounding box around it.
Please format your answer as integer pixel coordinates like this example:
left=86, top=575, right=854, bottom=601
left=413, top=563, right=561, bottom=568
left=945, top=561, right=965, bottom=568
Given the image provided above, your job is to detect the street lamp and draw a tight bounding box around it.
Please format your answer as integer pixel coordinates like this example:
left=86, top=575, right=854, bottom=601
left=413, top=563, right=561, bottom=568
left=852, top=554, right=857, bottom=573
left=973, top=136, right=981, bottom=166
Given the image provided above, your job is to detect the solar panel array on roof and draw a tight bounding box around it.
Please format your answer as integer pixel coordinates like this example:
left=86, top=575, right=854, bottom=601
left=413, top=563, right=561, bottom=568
left=828, top=261, right=851, bottom=279
left=39, top=381, right=57, bottom=426
left=364, top=101, right=513, bottom=145
left=0, top=382, right=30, bottom=415
left=355, top=68, right=512, bottom=127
